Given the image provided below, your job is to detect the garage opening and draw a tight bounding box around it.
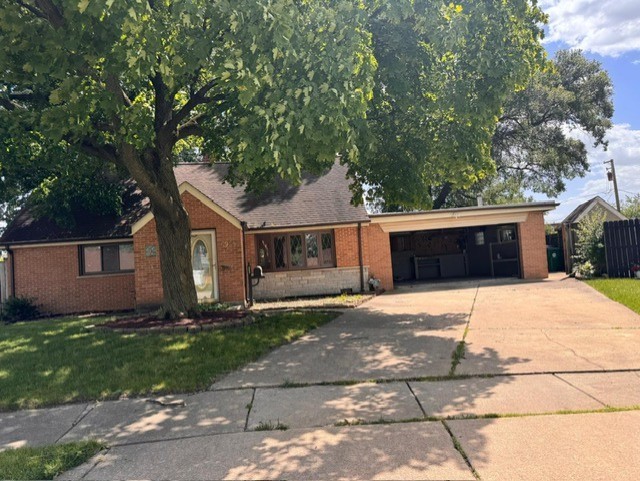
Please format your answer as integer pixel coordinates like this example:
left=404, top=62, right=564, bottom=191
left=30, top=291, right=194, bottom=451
left=390, top=224, right=520, bottom=282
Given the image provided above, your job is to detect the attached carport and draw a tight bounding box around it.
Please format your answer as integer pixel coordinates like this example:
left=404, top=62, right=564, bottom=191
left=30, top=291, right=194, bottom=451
left=370, top=202, right=557, bottom=284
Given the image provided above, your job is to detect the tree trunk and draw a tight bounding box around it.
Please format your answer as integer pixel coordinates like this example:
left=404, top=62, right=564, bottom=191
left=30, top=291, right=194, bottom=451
left=153, top=200, right=198, bottom=319
left=433, top=182, right=452, bottom=209
left=121, top=145, right=198, bottom=319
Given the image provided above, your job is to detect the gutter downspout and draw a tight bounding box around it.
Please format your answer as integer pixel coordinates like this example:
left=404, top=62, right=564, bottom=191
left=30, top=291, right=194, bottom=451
left=7, top=246, right=15, bottom=298
left=241, top=222, right=248, bottom=306
left=357, top=222, right=364, bottom=293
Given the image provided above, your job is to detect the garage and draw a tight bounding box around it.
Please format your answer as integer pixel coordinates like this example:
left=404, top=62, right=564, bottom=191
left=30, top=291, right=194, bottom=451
left=369, top=202, right=557, bottom=284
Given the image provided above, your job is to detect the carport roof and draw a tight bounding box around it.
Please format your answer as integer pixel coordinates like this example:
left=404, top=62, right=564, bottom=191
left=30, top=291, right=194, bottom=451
left=370, top=202, right=558, bottom=233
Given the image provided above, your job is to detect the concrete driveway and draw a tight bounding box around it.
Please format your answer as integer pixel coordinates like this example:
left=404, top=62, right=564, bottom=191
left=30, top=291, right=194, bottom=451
left=215, top=274, right=640, bottom=388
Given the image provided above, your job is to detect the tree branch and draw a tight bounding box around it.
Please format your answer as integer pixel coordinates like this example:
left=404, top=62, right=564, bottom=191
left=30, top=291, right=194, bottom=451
left=78, top=138, right=119, bottom=165
left=176, top=124, right=203, bottom=140
left=167, top=79, right=219, bottom=131
left=105, top=75, right=132, bottom=108
left=14, top=0, right=47, bottom=20
left=151, top=72, right=171, bottom=133
left=0, top=98, right=16, bottom=111
left=33, top=0, right=65, bottom=28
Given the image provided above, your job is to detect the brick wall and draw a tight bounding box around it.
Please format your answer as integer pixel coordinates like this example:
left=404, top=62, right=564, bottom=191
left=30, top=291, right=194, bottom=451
left=133, top=220, right=164, bottom=308
left=519, top=211, right=549, bottom=279
left=366, top=224, right=393, bottom=290
left=11, top=244, right=135, bottom=315
left=133, top=191, right=246, bottom=308
left=335, top=226, right=363, bottom=268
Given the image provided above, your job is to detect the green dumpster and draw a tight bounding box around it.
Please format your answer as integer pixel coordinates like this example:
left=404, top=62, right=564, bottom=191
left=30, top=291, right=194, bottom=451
left=547, top=246, right=563, bottom=272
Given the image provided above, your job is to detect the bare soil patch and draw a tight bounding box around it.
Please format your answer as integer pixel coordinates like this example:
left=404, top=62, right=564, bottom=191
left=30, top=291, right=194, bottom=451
left=101, top=310, right=250, bottom=332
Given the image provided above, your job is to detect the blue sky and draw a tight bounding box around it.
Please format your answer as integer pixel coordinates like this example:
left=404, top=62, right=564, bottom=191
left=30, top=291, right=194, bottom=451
left=536, top=0, right=640, bottom=222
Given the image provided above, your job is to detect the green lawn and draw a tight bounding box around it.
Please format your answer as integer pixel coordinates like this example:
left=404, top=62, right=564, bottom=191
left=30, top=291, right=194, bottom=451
left=0, top=311, right=335, bottom=411
left=585, top=278, right=640, bottom=314
left=0, top=441, right=103, bottom=480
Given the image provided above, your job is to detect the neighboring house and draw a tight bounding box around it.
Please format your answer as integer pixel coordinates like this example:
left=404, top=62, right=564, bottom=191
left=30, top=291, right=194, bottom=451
left=0, top=162, right=557, bottom=315
left=559, top=196, right=627, bottom=274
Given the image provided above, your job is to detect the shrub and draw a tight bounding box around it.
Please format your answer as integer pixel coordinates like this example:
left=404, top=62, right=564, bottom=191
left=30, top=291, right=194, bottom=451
left=2, top=296, right=40, bottom=323
left=572, top=210, right=606, bottom=277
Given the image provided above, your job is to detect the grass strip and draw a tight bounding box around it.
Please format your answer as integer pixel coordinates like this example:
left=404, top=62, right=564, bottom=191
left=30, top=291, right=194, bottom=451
left=0, top=441, right=103, bottom=480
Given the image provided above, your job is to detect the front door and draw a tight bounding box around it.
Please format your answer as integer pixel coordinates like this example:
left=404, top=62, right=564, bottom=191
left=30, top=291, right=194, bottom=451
left=191, top=231, right=218, bottom=302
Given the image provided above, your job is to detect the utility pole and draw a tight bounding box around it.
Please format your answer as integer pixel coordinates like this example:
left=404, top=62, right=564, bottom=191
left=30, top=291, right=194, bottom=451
left=604, top=159, right=621, bottom=212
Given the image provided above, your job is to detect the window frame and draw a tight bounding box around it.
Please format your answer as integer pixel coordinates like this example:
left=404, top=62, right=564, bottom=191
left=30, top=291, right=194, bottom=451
left=256, top=230, right=336, bottom=272
left=79, top=242, right=135, bottom=276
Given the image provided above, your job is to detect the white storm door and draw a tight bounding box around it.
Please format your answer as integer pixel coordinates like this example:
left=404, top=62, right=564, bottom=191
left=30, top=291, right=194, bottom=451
left=191, top=231, right=219, bottom=302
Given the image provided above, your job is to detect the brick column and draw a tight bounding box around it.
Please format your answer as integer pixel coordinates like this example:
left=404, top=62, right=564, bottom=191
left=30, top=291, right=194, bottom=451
left=519, top=212, right=549, bottom=279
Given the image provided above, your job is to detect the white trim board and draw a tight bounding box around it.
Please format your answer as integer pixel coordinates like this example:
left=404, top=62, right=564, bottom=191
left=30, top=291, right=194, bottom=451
left=370, top=205, right=556, bottom=233
left=131, top=182, right=242, bottom=235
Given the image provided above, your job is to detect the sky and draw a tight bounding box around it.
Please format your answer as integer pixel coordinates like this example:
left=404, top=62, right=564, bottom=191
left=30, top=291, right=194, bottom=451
left=535, top=0, right=640, bottom=222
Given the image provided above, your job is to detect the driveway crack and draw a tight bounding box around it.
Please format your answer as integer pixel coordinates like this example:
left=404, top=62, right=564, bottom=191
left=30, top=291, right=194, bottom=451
left=541, top=330, right=606, bottom=371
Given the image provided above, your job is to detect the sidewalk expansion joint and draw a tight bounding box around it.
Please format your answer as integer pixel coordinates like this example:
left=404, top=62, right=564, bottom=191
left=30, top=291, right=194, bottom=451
left=244, top=388, right=256, bottom=432
left=55, top=402, right=96, bottom=444
left=405, top=381, right=427, bottom=417
left=441, top=420, right=481, bottom=480
left=208, top=368, right=640, bottom=393
left=552, top=373, right=608, bottom=408
left=449, top=284, right=479, bottom=376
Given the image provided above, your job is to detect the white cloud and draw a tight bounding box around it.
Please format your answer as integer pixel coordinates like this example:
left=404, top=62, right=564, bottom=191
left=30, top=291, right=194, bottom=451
left=540, top=0, right=640, bottom=57
left=541, top=123, right=640, bottom=222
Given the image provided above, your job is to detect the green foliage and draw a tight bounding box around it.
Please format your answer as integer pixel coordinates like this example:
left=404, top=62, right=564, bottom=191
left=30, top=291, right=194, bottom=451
left=355, top=0, right=547, bottom=209
left=0, top=125, right=125, bottom=226
left=2, top=296, right=40, bottom=323
left=573, top=210, right=606, bottom=277
left=621, top=194, right=640, bottom=219
left=0, top=311, right=335, bottom=410
left=0, top=0, right=375, bottom=185
left=421, top=49, right=615, bottom=209
left=0, top=441, right=103, bottom=481
left=491, top=50, right=614, bottom=197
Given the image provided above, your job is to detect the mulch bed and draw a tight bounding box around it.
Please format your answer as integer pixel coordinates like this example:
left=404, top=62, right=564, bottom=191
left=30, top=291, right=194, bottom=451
left=98, top=310, right=254, bottom=334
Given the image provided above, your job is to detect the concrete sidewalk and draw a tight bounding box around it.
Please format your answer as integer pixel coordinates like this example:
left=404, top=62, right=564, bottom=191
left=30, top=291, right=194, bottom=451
left=59, top=407, right=640, bottom=481
left=3, top=371, right=639, bottom=449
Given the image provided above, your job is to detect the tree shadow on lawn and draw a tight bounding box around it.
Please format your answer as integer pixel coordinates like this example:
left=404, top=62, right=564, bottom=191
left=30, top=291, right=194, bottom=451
left=0, top=312, right=332, bottom=411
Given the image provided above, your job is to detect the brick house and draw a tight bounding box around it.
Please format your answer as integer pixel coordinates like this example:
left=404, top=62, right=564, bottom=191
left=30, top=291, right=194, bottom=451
left=0, top=162, right=556, bottom=315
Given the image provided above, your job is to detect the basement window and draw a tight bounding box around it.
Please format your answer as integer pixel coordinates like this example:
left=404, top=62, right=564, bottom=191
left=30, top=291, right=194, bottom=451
left=80, top=243, right=134, bottom=275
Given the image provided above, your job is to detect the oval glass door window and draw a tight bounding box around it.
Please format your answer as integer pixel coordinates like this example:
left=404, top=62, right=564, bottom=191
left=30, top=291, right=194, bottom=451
left=192, top=239, right=211, bottom=294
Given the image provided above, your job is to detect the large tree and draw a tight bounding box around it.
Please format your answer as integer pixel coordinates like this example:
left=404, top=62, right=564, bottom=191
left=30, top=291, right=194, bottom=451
left=0, top=0, right=376, bottom=317
left=432, top=49, right=614, bottom=208
left=353, top=0, right=547, bottom=210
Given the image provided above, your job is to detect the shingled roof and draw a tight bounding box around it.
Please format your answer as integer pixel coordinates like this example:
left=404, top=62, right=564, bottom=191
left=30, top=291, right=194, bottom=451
left=561, top=196, right=626, bottom=225
left=0, top=162, right=369, bottom=245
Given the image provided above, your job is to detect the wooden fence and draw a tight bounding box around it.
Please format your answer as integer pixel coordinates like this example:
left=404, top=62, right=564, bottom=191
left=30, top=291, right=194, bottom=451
left=604, top=219, right=640, bottom=277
